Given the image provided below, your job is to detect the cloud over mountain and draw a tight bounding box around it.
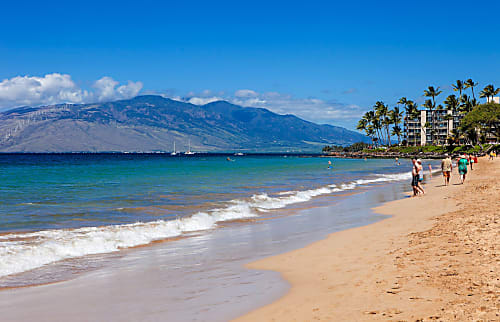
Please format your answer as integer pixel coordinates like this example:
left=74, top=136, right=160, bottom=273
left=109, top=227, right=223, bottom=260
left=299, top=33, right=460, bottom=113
left=0, top=73, right=364, bottom=128
left=0, top=73, right=142, bottom=109
left=182, top=89, right=364, bottom=126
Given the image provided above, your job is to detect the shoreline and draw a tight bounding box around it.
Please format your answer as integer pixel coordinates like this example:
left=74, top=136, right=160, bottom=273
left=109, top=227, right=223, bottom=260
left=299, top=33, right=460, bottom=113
left=0, top=171, right=417, bottom=321
left=235, top=157, right=499, bottom=321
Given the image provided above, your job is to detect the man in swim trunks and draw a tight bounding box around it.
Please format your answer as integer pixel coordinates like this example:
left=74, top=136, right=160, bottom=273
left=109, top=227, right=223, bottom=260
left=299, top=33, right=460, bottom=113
left=411, top=159, right=424, bottom=196
left=457, top=154, right=469, bottom=184
left=441, top=154, right=452, bottom=186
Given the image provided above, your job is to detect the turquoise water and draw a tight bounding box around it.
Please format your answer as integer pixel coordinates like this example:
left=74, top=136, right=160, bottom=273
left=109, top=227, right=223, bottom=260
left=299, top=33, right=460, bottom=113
left=0, top=154, right=436, bottom=279
left=1, top=154, right=406, bottom=231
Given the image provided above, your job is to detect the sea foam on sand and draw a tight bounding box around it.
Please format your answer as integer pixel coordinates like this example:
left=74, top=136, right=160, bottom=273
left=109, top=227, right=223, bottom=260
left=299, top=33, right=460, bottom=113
left=0, top=171, right=411, bottom=278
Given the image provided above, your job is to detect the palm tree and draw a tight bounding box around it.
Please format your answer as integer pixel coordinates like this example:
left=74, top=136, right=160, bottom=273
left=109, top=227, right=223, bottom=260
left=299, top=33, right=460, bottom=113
left=398, top=97, right=410, bottom=145
left=452, top=80, right=465, bottom=102
left=374, top=101, right=390, bottom=146
left=358, top=112, right=375, bottom=146
left=366, top=126, right=376, bottom=147
left=423, top=86, right=442, bottom=145
left=459, top=94, right=473, bottom=114
left=479, top=84, right=500, bottom=102
left=356, top=118, right=367, bottom=132
left=447, top=128, right=461, bottom=146
left=444, top=94, right=459, bottom=112
left=390, top=106, right=403, bottom=145
left=423, top=86, right=442, bottom=107
left=404, top=100, right=420, bottom=146
left=421, top=99, right=434, bottom=144
left=366, top=110, right=382, bottom=147
left=464, top=78, right=478, bottom=100
left=391, top=126, right=402, bottom=145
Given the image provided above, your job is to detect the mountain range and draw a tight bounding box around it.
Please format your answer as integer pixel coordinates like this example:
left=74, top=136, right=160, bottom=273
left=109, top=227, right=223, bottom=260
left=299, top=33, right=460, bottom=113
left=0, top=95, right=368, bottom=152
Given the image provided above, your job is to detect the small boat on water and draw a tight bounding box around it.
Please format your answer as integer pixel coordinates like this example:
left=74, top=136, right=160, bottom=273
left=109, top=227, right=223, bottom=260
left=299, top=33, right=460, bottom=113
left=234, top=152, right=244, bottom=156
left=171, top=142, right=178, bottom=156
left=184, top=140, right=195, bottom=155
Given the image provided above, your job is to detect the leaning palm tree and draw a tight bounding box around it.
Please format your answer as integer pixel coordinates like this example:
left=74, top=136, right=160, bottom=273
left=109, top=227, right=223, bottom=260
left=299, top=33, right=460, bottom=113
left=366, top=126, right=376, bottom=147
left=366, top=110, right=382, bottom=146
left=464, top=78, right=478, bottom=100
left=390, top=106, right=403, bottom=145
left=358, top=112, right=373, bottom=145
left=356, top=118, right=368, bottom=133
left=452, top=80, right=465, bottom=102
left=374, top=101, right=390, bottom=145
left=423, top=86, right=442, bottom=145
left=391, top=126, right=402, bottom=145
left=479, top=84, right=500, bottom=102
left=382, top=115, right=392, bottom=146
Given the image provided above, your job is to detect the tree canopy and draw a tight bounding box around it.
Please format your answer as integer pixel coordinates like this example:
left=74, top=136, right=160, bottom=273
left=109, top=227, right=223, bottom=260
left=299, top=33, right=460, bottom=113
left=460, top=103, right=500, bottom=139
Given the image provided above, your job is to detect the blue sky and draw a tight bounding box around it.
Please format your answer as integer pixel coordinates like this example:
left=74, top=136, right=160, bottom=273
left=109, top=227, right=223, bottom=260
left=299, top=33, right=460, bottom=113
left=1, top=0, right=499, bottom=130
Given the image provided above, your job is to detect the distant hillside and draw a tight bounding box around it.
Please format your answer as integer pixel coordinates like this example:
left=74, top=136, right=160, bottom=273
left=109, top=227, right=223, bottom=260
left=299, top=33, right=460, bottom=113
left=0, top=95, right=368, bottom=152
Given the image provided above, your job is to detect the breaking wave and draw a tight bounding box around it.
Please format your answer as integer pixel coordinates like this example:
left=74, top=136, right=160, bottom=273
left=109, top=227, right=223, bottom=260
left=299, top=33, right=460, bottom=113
left=0, top=171, right=411, bottom=278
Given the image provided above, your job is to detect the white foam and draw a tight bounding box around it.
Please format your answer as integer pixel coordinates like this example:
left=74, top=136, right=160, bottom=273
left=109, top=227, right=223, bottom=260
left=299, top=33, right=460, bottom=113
left=0, top=171, right=412, bottom=278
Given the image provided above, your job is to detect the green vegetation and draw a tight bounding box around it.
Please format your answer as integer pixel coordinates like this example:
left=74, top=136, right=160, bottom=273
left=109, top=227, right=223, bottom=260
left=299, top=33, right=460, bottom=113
left=322, top=142, right=370, bottom=153
left=461, top=103, right=500, bottom=142
left=355, top=79, right=499, bottom=150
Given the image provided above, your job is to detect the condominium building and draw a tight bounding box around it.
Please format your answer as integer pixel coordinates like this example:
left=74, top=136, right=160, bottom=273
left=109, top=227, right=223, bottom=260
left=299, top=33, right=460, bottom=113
left=404, top=109, right=462, bottom=146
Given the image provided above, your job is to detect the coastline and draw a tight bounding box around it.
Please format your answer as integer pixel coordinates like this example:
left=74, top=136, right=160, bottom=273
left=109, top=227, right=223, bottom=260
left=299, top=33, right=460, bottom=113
left=235, top=158, right=499, bottom=321
left=0, top=167, right=421, bottom=321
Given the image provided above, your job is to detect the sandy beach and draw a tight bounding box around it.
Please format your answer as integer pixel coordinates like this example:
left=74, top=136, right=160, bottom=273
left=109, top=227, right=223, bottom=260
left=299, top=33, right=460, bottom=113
left=236, top=158, right=499, bottom=321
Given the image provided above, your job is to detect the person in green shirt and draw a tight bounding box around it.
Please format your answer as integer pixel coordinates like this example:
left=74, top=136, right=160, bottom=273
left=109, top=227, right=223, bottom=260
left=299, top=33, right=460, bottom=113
left=457, top=155, right=469, bottom=184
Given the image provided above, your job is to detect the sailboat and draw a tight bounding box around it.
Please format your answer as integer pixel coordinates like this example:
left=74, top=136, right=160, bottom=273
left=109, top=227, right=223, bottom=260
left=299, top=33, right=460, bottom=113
left=171, top=142, right=178, bottom=156
left=184, top=140, right=195, bottom=155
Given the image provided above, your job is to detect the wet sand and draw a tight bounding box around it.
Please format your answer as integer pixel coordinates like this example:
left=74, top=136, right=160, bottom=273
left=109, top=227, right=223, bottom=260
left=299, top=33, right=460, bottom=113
left=0, top=179, right=401, bottom=321
left=236, top=158, right=499, bottom=321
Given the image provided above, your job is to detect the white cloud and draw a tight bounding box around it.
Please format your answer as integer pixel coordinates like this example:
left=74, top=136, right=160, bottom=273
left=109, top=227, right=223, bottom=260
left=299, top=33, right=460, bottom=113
left=0, top=73, right=142, bottom=110
left=234, top=89, right=258, bottom=98
left=187, top=96, right=223, bottom=105
left=179, top=89, right=364, bottom=126
left=93, top=77, right=142, bottom=102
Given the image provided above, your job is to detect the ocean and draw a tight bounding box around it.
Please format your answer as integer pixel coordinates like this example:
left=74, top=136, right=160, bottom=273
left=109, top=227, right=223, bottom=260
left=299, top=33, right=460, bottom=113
left=0, top=154, right=436, bottom=290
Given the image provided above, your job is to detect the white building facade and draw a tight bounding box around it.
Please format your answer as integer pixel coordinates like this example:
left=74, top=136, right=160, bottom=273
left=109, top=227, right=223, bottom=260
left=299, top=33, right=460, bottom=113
left=404, top=109, right=461, bottom=146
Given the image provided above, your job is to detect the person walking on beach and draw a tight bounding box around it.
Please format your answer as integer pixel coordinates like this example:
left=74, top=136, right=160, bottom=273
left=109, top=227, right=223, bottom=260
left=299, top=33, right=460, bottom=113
left=457, top=154, right=469, bottom=184
left=441, top=154, right=452, bottom=186
left=411, top=159, right=425, bottom=196
left=469, top=154, right=474, bottom=170
left=473, top=154, right=478, bottom=165
left=416, top=159, right=425, bottom=194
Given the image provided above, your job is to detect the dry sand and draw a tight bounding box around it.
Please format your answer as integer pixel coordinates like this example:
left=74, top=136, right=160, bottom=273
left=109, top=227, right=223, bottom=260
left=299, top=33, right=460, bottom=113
left=236, top=158, right=499, bottom=321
